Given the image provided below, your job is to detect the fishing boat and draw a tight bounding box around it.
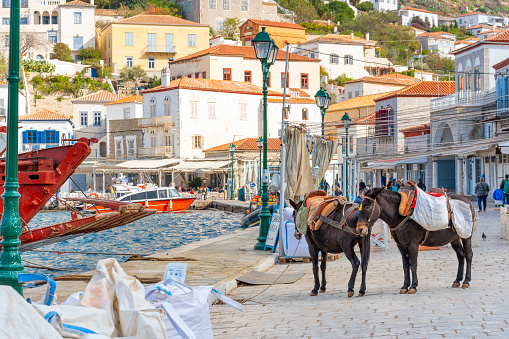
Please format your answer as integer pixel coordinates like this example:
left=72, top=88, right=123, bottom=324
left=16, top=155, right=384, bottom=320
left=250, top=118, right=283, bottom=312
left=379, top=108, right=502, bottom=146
left=83, top=184, right=196, bottom=213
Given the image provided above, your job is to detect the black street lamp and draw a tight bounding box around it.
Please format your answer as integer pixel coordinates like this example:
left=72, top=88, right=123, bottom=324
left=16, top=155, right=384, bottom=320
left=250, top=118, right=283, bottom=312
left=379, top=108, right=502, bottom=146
left=341, top=112, right=352, bottom=201
left=314, top=87, right=331, bottom=190
left=252, top=27, right=278, bottom=250
left=256, top=137, right=263, bottom=195
left=229, top=143, right=236, bottom=200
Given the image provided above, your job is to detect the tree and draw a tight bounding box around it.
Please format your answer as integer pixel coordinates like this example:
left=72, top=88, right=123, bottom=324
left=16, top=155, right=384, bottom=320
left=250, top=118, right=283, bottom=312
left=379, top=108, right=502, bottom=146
left=334, top=73, right=353, bottom=86
left=300, top=22, right=333, bottom=35
left=120, top=65, right=148, bottom=89
left=276, top=0, right=319, bottom=23
left=97, top=67, right=113, bottom=79
left=319, top=1, right=355, bottom=23
left=77, top=48, right=101, bottom=64
left=355, top=1, right=373, bottom=12
left=222, top=17, right=242, bottom=39
left=426, top=52, right=455, bottom=73
left=150, top=75, right=161, bottom=88
left=51, top=43, right=72, bottom=62
left=146, top=1, right=182, bottom=17
left=115, top=0, right=147, bottom=9
left=20, top=31, right=51, bottom=57
left=0, top=54, right=8, bottom=80
left=117, top=4, right=145, bottom=18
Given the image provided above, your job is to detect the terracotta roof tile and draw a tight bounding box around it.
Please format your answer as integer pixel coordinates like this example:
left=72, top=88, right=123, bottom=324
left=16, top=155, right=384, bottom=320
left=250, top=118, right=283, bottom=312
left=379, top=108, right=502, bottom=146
left=345, top=75, right=418, bottom=86
left=267, top=97, right=316, bottom=104
left=354, top=112, right=375, bottom=124
left=116, top=14, right=206, bottom=26
left=246, top=19, right=306, bottom=30
left=455, top=12, right=485, bottom=17
left=416, top=31, right=456, bottom=38
left=400, top=123, right=430, bottom=133
left=60, top=0, right=95, bottom=7
left=377, top=73, right=420, bottom=81
left=289, top=88, right=311, bottom=97
left=327, top=92, right=393, bottom=112
left=493, top=58, right=509, bottom=70
left=303, top=34, right=371, bottom=45
left=401, top=7, right=437, bottom=14
left=105, top=94, right=143, bottom=105
left=142, top=78, right=285, bottom=97
left=19, top=109, right=69, bottom=121
left=172, top=45, right=317, bottom=64
left=203, top=138, right=280, bottom=152
left=466, top=24, right=492, bottom=30
left=374, top=81, right=455, bottom=101
left=72, top=90, right=125, bottom=103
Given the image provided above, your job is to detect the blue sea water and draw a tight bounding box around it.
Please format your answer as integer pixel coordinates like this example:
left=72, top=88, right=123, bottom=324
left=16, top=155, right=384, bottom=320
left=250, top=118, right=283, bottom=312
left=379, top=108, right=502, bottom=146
left=22, top=210, right=242, bottom=276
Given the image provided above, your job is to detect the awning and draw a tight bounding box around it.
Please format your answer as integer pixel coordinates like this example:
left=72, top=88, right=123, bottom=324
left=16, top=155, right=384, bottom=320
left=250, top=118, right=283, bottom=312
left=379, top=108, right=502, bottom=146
left=498, top=141, right=509, bottom=154
left=115, top=159, right=181, bottom=169
left=170, top=160, right=230, bottom=172
left=365, top=159, right=397, bottom=169
left=394, top=156, right=428, bottom=165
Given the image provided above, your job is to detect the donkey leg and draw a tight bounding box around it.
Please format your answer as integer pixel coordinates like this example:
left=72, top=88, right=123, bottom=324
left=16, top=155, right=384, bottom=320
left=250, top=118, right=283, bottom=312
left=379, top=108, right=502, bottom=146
left=396, top=244, right=411, bottom=294
left=319, top=251, right=327, bottom=293
left=358, top=234, right=371, bottom=296
left=309, top=245, right=321, bottom=296
left=450, top=238, right=465, bottom=288
left=408, top=242, right=420, bottom=294
left=461, top=237, right=473, bottom=288
left=343, top=247, right=360, bottom=298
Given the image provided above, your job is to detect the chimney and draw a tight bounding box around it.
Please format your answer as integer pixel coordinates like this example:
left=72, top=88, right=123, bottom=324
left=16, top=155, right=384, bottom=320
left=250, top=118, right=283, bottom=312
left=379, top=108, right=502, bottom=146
left=161, top=67, right=171, bottom=87
left=366, top=32, right=369, bottom=41
left=327, top=19, right=331, bottom=26
left=350, top=32, right=354, bottom=40
left=90, top=0, right=94, bottom=5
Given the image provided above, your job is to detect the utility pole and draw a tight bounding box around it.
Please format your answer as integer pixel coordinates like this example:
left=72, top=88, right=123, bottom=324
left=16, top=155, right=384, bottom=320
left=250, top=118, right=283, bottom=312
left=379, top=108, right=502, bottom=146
left=420, top=45, right=423, bottom=81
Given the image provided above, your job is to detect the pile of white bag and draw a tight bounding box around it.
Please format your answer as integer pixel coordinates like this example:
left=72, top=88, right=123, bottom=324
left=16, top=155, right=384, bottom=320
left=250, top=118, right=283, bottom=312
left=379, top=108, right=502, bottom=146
left=0, top=258, right=243, bottom=339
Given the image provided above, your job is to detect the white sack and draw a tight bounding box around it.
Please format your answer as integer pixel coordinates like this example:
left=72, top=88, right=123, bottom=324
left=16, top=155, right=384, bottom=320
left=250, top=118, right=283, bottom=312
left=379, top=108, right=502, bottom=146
left=0, top=286, right=62, bottom=339
left=283, top=207, right=294, bottom=221
left=410, top=187, right=449, bottom=231
left=449, top=199, right=473, bottom=239
left=283, top=221, right=310, bottom=257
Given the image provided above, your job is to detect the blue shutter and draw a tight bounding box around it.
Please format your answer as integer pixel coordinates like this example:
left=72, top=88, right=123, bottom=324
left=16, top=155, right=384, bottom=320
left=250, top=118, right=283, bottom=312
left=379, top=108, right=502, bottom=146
left=502, top=77, right=508, bottom=113
left=54, top=131, right=59, bottom=145
left=22, top=131, right=28, bottom=143
left=35, top=131, right=41, bottom=143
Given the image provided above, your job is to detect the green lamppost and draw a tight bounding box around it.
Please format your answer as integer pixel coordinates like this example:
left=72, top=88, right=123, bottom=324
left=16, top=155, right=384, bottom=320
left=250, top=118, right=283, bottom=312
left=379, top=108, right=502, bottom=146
left=0, top=0, right=24, bottom=295
left=252, top=27, right=278, bottom=250
left=314, top=88, right=331, bottom=190
left=256, top=137, right=263, bottom=195
left=229, top=143, right=236, bottom=200
left=341, top=112, right=352, bottom=201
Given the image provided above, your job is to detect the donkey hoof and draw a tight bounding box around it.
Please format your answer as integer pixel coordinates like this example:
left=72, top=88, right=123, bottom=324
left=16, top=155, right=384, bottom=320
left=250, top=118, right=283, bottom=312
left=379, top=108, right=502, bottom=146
left=462, top=283, right=470, bottom=289
left=310, top=292, right=318, bottom=296
left=452, top=282, right=460, bottom=288
left=408, top=289, right=417, bottom=294
left=347, top=291, right=354, bottom=298
left=319, top=289, right=326, bottom=293
left=400, top=289, right=408, bottom=294
left=358, top=292, right=365, bottom=297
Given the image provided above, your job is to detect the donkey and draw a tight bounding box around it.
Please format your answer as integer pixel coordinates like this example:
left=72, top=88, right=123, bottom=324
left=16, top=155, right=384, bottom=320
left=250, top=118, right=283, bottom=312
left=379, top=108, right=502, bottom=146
left=289, top=199, right=371, bottom=297
left=356, top=188, right=473, bottom=294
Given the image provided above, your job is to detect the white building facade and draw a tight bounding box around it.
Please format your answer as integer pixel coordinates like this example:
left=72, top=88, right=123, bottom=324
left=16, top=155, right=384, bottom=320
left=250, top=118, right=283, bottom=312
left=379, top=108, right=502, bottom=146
left=399, top=7, right=438, bottom=27
left=370, top=0, right=398, bottom=12
left=19, top=109, right=74, bottom=151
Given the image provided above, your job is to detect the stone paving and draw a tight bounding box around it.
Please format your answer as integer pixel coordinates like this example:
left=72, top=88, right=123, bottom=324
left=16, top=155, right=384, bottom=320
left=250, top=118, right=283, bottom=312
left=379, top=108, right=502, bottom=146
left=209, top=203, right=509, bottom=338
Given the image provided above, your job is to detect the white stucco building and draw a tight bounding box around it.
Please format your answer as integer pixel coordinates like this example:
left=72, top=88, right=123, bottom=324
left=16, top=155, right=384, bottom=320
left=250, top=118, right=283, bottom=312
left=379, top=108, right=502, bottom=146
left=455, top=12, right=509, bottom=27
left=19, top=109, right=74, bottom=151
left=0, top=80, right=29, bottom=125
left=370, top=0, right=397, bottom=12
left=0, top=0, right=96, bottom=60
left=399, top=7, right=438, bottom=27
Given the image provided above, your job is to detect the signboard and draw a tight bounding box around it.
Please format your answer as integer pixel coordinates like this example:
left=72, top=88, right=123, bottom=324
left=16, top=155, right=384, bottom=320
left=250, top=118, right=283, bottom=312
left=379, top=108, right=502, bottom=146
left=262, top=169, right=269, bottom=183
left=164, top=263, right=188, bottom=283
left=264, top=205, right=280, bottom=251
left=249, top=182, right=256, bottom=188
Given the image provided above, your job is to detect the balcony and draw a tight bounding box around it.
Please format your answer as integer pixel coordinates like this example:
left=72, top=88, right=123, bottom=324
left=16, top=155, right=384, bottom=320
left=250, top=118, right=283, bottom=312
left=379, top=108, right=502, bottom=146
left=23, top=143, right=59, bottom=151
left=143, top=45, right=177, bottom=55
left=431, top=89, right=496, bottom=111
left=141, top=116, right=174, bottom=128
left=139, top=146, right=173, bottom=157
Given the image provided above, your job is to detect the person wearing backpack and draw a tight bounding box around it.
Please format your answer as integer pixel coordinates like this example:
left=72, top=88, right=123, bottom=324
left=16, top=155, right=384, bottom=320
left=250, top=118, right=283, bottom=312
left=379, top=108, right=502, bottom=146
left=474, top=177, right=490, bottom=212
left=500, top=174, right=509, bottom=206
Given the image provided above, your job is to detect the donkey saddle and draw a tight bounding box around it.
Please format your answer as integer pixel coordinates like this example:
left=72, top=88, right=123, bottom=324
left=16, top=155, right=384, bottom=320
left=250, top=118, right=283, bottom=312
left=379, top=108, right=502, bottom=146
left=305, top=190, right=348, bottom=231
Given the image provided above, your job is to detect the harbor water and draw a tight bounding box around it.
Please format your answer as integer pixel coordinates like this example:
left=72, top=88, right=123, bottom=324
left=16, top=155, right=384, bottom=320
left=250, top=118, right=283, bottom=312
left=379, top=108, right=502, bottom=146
left=22, top=210, right=242, bottom=276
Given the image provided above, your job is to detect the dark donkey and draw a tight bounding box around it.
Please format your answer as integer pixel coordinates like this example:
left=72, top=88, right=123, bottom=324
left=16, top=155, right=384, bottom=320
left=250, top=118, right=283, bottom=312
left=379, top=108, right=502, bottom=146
left=289, top=200, right=371, bottom=297
left=356, top=188, right=473, bottom=294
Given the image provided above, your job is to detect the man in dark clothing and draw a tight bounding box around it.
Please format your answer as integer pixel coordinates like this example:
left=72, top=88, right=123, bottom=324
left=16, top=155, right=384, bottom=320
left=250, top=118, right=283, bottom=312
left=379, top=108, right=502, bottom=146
left=359, top=180, right=366, bottom=190
left=324, top=180, right=330, bottom=193
left=354, top=189, right=365, bottom=204
left=475, top=177, right=490, bottom=212
left=417, top=179, right=426, bottom=191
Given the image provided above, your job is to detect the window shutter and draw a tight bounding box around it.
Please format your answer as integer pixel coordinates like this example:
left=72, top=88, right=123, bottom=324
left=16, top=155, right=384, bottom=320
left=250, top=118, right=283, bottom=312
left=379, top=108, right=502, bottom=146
left=55, top=131, right=59, bottom=144
left=22, top=131, right=28, bottom=143
left=375, top=109, right=389, bottom=137
left=36, top=131, right=43, bottom=143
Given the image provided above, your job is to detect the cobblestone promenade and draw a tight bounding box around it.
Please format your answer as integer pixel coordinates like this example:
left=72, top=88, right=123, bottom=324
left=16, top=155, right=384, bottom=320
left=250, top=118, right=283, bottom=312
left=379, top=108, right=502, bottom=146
left=210, top=204, right=509, bottom=338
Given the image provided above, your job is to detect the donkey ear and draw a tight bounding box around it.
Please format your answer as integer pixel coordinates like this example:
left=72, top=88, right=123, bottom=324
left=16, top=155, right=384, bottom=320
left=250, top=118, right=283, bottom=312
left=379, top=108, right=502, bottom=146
left=289, top=199, right=297, bottom=210
left=367, top=187, right=384, bottom=198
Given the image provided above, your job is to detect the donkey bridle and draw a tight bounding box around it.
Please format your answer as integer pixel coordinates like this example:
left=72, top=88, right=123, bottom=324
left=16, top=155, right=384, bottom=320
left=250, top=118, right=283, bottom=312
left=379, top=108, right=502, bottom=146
left=362, top=196, right=410, bottom=232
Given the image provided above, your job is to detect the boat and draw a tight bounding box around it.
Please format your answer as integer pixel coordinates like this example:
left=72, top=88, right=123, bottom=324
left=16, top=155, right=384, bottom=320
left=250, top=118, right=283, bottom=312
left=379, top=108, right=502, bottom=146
left=83, top=184, right=196, bottom=213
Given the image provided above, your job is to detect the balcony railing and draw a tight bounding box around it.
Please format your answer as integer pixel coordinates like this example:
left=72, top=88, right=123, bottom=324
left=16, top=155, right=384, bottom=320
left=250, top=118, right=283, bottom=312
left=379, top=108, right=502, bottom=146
left=141, top=116, right=174, bottom=128
left=431, top=88, right=496, bottom=111
left=143, top=45, right=177, bottom=54
left=139, top=146, right=173, bottom=157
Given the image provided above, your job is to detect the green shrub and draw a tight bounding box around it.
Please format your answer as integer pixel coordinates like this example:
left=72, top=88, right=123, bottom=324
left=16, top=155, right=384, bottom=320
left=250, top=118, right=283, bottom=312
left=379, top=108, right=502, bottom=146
left=22, top=60, right=55, bottom=73
left=356, top=1, right=373, bottom=12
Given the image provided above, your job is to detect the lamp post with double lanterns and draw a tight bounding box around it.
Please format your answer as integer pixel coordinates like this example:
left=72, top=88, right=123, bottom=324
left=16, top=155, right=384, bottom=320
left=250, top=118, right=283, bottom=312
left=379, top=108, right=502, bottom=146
left=252, top=27, right=279, bottom=250
left=229, top=143, right=236, bottom=200
left=314, top=87, right=331, bottom=190
left=341, top=112, right=352, bottom=201
left=257, top=137, right=263, bottom=195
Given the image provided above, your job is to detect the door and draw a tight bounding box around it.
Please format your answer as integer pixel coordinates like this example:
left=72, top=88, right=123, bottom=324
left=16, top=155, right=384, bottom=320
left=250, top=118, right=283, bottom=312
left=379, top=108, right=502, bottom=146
left=438, top=159, right=455, bottom=191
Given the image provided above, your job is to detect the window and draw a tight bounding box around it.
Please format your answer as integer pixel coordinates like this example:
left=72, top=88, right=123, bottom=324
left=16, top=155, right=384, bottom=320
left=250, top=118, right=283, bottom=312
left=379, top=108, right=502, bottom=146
left=164, top=97, right=171, bottom=116
left=355, top=91, right=359, bottom=97
left=208, top=101, right=216, bottom=119
left=344, top=54, right=353, bottom=65
left=330, top=54, right=339, bottom=64
left=223, top=0, right=230, bottom=10
left=48, top=31, right=57, bottom=44
left=192, top=0, right=196, bottom=10
left=466, top=72, right=471, bottom=90
left=51, top=15, right=57, bottom=24
left=215, top=17, right=223, bottom=31
left=310, top=52, right=316, bottom=59
left=188, top=74, right=192, bottom=78
left=127, top=139, right=135, bottom=156
left=190, top=100, right=198, bottom=118
left=1, top=0, right=8, bottom=7
left=125, top=32, right=134, bottom=46
left=42, top=15, right=49, bottom=24
left=73, top=36, right=83, bottom=50
left=123, top=108, right=131, bottom=119
left=267, top=72, right=271, bottom=87
left=302, top=108, right=308, bottom=120
left=281, top=72, right=289, bottom=88
left=165, top=135, right=172, bottom=147
left=150, top=136, right=156, bottom=147
left=195, top=72, right=199, bottom=78
left=241, top=0, right=248, bottom=11
left=148, top=33, right=156, bottom=52
left=223, top=68, right=231, bottom=81
left=348, top=92, right=352, bottom=99
left=148, top=57, right=155, bottom=69
left=166, top=33, right=174, bottom=52
left=74, top=12, right=82, bottom=24
left=20, top=17, right=27, bottom=25
left=104, top=37, right=106, bottom=50
left=159, top=189, right=168, bottom=199
left=45, top=131, right=56, bottom=144
left=4, top=34, right=8, bottom=48
left=150, top=98, right=156, bottom=117
left=108, top=34, right=110, bottom=48
left=188, top=34, right=196, bottom=47
left=27, top=131, right=36, bottom=144
left=244, top=71, right=251, bottom=83
left=239, top=103, right=247, bottom=120
left=458, top=74, right=464, bottom=91
left=93, top=112, right=101, bottom=126
left=21, top=0, right=27, bottom=7
left=300, top=74, right=308, bottom=89
left=474, top=67, right=481, bottom=91
left=80, top=112, right=88, bottom=127
left=202, top=72, right=206, bottom=79
left=126, top=56, right=133, bottom=68
left=2, top=18, right=8, bottom=25
left=209, top=0, right=216, bottom=9
left=192, top=135, right=204, bottom=149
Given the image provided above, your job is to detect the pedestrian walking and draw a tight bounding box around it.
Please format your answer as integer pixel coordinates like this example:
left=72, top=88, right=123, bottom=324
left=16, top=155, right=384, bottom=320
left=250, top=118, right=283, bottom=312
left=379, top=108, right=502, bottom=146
left=324, top=180, right=330, bottom=193
left=334, top=184, right=342, bottom=196
left=358, top=180, right=366, bottom=190
left=392, top=180, right=401, bottom=192
left=500, top=174, right=509, bottom=206
left=475, top=177, right=490, bottom=212
left=417, top=178, right=426, bottom=191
